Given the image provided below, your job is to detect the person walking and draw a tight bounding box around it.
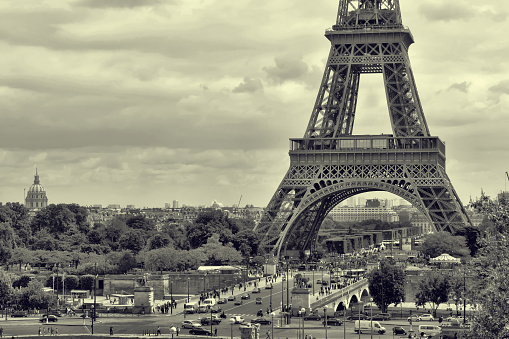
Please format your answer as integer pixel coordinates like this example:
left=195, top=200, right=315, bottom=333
left=0, top=326, right=3, bottom=338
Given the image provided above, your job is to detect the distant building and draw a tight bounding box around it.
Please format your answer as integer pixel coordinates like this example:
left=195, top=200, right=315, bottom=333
left=328, top=205, right=399, bottom=223
left=173, top=200, right=179, bottom=209
left=25, top=168, right=48, bottom=210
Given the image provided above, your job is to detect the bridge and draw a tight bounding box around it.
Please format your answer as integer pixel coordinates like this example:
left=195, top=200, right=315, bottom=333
left=310, top=278, right=371, bottom=313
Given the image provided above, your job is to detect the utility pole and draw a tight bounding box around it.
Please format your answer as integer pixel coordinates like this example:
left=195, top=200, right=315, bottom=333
left=92, top=263, right=97, bottom=334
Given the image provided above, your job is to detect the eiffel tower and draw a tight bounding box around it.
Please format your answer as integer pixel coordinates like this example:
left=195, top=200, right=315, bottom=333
left=254, top=0, right=472, bottom=257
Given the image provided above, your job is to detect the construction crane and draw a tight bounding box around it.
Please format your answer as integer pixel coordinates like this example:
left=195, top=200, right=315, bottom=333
left=237, top=195, right=243, bottom=209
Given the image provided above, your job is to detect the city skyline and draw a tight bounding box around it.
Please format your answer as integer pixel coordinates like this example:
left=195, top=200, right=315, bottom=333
left=0, top=0, right=508, bottom=208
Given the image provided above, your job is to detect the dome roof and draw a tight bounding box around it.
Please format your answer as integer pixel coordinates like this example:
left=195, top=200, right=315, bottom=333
left=28, top=169, right=46, bottom=193
left=28, top=183, right=45, bottom=193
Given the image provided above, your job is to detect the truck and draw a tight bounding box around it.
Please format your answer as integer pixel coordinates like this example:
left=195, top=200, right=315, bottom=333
left=184, top=303, right=199, bottom=314
left=354, top=320, right=386, bottom=334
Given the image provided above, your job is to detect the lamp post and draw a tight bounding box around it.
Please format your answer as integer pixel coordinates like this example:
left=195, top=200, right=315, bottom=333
left=300, top=307, right=306, bottom=339
left=370, top=298, right=373, bottom=339
left=270, top=312, right=275, bottom=339
left=312, top=269, right=315, bottom=296
left=92, top=263, right=97, bottom=334
left=170, top=281, right=173, bottom=314
left=187, top=277, right=190, bottom=303
left=323, top=305, right=328, bottom=339
left=269, top=283, right=273, bottom=312
left=229, top=318, right=235, bottom=339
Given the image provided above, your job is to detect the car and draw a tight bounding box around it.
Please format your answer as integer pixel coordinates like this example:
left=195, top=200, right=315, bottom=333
left=419, top=314, right=434, bottom=321
left=80, top=313, right=99, bottom=319
left=241, top=294, right=251, bottom=300
left=407, top=315, right=419, bottom=322
left=234, top=300, right=243, bottom=305
left=210, top=305, right=222, bottom=313
left=371, top=313, right=391, bottom=321
left=200, top=317, right=221, bottom=325
left=347, top=314, right=369, bottom=320
left=217, top=298, right=227, bottom=304
left=252, top=288, right=261, bottom=293
left=39, top=315, right=58, bottom=322
left=392, top=326, right=407, bottom=335
left=227, top=295, right=236, bottom=301
left=323, top=318, right=342, bottom=326
left=265, top=284, right=273, bottom=289
left=255, top=297, right=262, bottom=304
left=230, top=316, right=244, bottom=324
left=11, top=311, right=28, bottom=317
left=304, top=314, right=322, bottom=321
left=316, top=279, right=322, bottom=284
left=189, top=328, right=212, bottom=336
left=181, top=320, right=202, bottom=329
left=251, top=318, right=272, bottom=325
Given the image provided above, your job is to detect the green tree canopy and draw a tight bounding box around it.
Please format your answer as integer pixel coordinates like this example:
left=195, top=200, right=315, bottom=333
left=367, top=260, right=406, bottom=313
left=414, top=271, right=450, bottom=317
left=420, top=232, right=470, bottom=259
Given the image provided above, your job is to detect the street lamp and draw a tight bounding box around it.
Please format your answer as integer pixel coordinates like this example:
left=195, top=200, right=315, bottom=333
left=299, top=307, right=306, bottom=339
left=187, top=277, right=190, bottom=303
left=323, top=305, right=328, bottom=339
left=269, top=283, right=273, bottom=312
left=270, top=311, right=275, bottom=339
left=370, top=298, right=373, bottom=339
left=229, top=318, right=235, bottom=339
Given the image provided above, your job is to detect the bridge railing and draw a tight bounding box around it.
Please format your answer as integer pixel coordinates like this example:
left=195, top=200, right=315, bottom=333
left=311, top=278, right=368, bottom=309
left=290, top=136, right=445, bottom=155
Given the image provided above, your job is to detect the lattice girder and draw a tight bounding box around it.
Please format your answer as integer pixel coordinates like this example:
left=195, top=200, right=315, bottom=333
left=255, top=0, right=471, bottom=257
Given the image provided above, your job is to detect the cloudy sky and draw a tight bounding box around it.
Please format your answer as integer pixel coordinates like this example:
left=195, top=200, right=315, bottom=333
left=0, top=0, right=508, bottom=208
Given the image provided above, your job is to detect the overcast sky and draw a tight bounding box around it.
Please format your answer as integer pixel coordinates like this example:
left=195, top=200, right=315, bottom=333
left=0, top=0, right=508, bottom=208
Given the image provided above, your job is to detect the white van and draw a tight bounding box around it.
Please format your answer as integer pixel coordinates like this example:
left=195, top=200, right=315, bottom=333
left=203, top=298, right=216, bottom=307
left=354, top=320, right=386, bottom=334
left=183, top=303, right=198, bottom=314
left=418, top=325, right=442, bottom=337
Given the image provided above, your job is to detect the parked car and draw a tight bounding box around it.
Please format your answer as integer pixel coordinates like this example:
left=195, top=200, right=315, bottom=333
left=323, top=318, right=342, bottom=326
left=227, top=295, right=236, bottom=301
left=265, top=284, right=273, bottom=289
left=419, top=314, right=434, bottom=321
left=252, top=288, right=261, bottom=293
left=255, top=297, right=262, bottom=305
left=11, top=311, right=28, bottom=317
left=234, top=300, right=243, bottom=306
left=189, top=328, right=212, bottom=336
left=217, top=298, right=227, bottom=304
left=241, top=294, right=251, bottom=300
left=347, top=314, right=369, bottom=320
left=251, top=318, right=272, bottom=325
left=370, top=313, right=391, bottom=321
left=210, top=305, right=222, bottom=313
left=39, top=315, right=58, bottom=322
left=181, top=320, right=201, bottom=329
left=392, top=326, right=407, bottom=335
left=407, top=315, right=419, bottom=322
left=304, top=314, right=321, bottom=321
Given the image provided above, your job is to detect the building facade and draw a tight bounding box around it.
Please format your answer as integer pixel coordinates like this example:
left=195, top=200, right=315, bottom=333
left=25, top=169, right=48, bottom=210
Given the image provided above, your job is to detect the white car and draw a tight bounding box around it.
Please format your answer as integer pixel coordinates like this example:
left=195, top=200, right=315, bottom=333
left=419, top=314, right=434, bottom=321
left=182, top=320, right=201, bottom=329
left=230, top=316, right=244, bottom=324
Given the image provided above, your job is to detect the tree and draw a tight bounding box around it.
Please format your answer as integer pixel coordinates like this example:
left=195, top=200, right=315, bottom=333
left=367, top=260, right=406, bottom=313
left=414, top=271, right=450, bottom=317
left=118, top=251, right=138, bottom=274
left=0, top=270, right=14, bottom=310
left=119, top=229, right=146, bottom=253
left=80, top=275, right=95, bottom=291
left=420, top=232, right=470, bottom=259
left=146, top=233, right=173, bottom=250
left=0, top=222, right=15, bottom=264
left=463, top=194, right=509, bottom=338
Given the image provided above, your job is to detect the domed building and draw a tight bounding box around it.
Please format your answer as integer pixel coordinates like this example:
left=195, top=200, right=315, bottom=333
left=25, top=169, right=48, bottom=209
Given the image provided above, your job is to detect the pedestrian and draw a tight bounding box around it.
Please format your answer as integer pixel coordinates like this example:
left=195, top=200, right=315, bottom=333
left=38, top=328, right=42, bottom=336
left=110, top=327, right=114, bottom=336
left=0, top=327, right=3, bottom=338
left=176, top=327, right=180, bottom=337
left=157, top=327, right=161, bottom=335
left=55, top=328, right=58, bottom=336
left=214, top=328, right=217, bottom=336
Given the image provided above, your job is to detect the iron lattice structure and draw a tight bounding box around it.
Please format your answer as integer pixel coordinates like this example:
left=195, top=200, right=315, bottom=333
left=254, top=0, right=471, bottom=257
